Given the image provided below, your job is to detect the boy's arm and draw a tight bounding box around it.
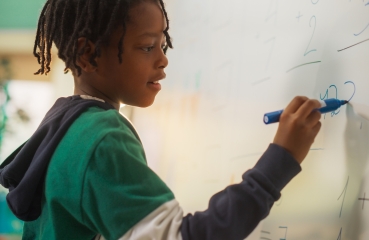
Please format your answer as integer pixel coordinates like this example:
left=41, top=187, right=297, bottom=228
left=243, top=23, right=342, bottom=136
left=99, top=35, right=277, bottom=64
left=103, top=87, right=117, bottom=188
left=181, top=97, right=321, bottom=240
left=180, top=143, right=300, bottom=240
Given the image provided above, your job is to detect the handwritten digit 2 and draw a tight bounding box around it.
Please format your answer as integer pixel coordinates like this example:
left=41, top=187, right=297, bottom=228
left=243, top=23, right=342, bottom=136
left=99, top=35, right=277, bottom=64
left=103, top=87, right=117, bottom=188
left=344, top=81, right=356, bottom=102
left=304, top=16, right=317, bottom=56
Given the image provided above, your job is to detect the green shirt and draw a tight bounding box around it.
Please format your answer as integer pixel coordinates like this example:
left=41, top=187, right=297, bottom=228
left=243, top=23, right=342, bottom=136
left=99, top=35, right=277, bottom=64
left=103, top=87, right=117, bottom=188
left=23, top=107, right=174, bottom=240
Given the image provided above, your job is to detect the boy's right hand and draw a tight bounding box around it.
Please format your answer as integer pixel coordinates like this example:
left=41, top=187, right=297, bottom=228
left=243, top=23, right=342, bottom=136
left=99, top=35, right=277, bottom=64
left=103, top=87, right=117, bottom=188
left=273, top=96, right=322, bottom=164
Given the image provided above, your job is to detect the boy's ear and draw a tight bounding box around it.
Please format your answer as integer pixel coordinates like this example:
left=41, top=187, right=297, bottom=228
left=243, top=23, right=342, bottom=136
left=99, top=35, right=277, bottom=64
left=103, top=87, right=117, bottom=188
left=75, top=37, right=97, bottom=73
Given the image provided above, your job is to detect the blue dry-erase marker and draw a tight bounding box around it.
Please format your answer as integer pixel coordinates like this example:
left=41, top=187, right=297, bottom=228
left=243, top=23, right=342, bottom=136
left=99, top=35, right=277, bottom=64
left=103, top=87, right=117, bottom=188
left=263, top=98, right=348, bottom=124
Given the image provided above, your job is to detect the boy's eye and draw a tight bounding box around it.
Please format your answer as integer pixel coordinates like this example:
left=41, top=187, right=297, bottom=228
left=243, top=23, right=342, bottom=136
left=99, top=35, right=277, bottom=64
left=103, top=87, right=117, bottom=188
left=141, top=44, right=167, bottom=53
left=142, top=46, right=154, bottom=52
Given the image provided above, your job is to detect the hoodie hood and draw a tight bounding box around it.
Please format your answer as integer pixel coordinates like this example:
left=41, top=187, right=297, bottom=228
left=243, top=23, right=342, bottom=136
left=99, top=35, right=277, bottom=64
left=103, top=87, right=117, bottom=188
left=0, top=95, right=114, bottom=221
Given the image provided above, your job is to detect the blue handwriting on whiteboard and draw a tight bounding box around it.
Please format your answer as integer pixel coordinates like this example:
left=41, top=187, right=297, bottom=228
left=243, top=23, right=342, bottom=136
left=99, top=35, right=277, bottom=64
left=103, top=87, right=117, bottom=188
left=337, top=176, right=349, bottom=218
left=320, top=85, right=340, bottom=118
left=304, top=16, right=317, bottom=56
left=337, top=227, right=343, bottom=240
left=265, top=0, right=279, bottom=23
left=344, top=81, right=356, bottom=101
left=354, top=22, right=369, bottom=36
left=279, top=226, right=288, bottom=240
left=319, top=81, right=356, bottom=118
left=296, top=12, right=303, bottom=22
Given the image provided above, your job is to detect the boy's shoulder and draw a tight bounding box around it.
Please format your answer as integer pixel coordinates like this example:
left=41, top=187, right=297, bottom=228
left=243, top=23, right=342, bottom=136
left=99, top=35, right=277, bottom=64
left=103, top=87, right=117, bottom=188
left=76, top=106, right=130, bottom=130
left=69, top=105, right=141, bottom=144
left=48, top=105, right=145, bottom=181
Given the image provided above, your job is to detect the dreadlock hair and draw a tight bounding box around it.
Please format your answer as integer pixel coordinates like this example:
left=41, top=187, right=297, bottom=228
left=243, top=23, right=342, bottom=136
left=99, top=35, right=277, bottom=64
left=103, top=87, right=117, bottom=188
left=33, top=0, right=173, bottom=76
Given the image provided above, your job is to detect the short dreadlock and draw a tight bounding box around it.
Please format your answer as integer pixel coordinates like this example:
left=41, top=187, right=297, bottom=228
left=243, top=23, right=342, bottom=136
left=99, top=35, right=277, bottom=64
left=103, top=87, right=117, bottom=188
left=33, top=0, right=173, bottom=76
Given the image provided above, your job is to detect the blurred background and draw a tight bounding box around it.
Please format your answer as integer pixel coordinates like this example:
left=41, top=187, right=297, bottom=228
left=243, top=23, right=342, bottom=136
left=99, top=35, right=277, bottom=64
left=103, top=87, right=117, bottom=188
left=0, top=1, right=63, bottom=238
left=0, top=1, right=133, bottom=238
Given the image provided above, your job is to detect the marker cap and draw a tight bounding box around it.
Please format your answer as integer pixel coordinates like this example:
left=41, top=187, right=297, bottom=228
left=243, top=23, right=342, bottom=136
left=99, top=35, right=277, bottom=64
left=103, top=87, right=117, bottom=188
left=264, top=110, right=283, bottom=124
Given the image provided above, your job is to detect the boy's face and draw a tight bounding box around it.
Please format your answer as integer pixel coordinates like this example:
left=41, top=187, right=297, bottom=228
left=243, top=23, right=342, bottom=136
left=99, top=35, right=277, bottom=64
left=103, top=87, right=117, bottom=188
left=95, top=1, right=168, bottom=108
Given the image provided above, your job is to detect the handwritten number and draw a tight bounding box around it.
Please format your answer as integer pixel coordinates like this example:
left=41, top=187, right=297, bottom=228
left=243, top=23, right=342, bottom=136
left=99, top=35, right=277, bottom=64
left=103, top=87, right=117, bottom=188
left=329, top=85, right=338, bottom=99
left=279, top=226, right=288, bottom=240
left=320, top=89, right=328, bottom=101
left=337, top=176, right=349, bottom=218
left=319, top=81, right=356, bottom=119
left=329, top=85, right=340, bottom=116
left=304, top=16, right=317, bottom=56
left=337, top=227, right=342, bottom=240
left=265, top=0, right=279, bottom=23
left=344, top=81, right=356, bottom=102
left=320, top=89, right=328, bottom=119
left=320, top=85, right=340, bottom=118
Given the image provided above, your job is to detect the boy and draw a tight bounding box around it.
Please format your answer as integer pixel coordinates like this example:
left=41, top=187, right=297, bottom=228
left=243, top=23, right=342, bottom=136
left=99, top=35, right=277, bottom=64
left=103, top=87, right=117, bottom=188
left=0, top=0, right=321, bottom=239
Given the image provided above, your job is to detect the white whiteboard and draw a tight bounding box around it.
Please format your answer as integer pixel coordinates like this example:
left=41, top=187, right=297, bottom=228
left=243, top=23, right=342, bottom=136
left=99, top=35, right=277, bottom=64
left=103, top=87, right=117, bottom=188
left=133, top=0, right=369, bottom=239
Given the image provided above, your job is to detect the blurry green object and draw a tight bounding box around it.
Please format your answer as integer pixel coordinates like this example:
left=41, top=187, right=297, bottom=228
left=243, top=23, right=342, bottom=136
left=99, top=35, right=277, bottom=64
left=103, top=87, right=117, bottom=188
left=0, top=60, right=22, bottom=232
left=0, top=58, right=11, bottom=151
left=0, top=0, right=46, bottom=29
left=0, top=191, right=23, bottom=234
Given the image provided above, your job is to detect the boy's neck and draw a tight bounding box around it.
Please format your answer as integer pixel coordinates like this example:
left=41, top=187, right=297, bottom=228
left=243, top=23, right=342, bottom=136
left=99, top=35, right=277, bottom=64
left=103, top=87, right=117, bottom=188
left=74, top=82, right=120, bottom=110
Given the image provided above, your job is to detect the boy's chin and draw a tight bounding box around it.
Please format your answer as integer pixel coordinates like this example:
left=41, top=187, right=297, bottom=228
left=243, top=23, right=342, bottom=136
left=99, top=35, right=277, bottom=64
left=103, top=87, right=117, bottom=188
left=140, top=100, right=155, bottom=108
left=128, top=98, right=156, bottom=108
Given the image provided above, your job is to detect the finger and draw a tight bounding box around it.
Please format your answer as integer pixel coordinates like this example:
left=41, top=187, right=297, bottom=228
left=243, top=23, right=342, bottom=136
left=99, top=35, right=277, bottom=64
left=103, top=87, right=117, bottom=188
left=305, top=110, right=322, bottom=128
left=295, top=99, right=322, bottom=119
left=284, top=96, right=309, bottom=114
left=311, top=121, right=322, bottom=137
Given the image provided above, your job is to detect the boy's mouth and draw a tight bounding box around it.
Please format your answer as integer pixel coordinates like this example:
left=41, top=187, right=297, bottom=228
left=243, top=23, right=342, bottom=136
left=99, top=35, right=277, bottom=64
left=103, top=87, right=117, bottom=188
left=148, top=80, right=160, bottom=86
left=148, top=74, right=165, bottom=89
left=147, top=80, right=162, bottom=91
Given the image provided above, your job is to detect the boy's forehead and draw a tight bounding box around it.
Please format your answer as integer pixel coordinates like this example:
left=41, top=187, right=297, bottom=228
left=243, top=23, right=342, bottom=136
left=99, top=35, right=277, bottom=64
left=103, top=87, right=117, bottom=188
left=127, top=2, right=166, bottom=37
left=137, top=31, right=165, bottom=39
